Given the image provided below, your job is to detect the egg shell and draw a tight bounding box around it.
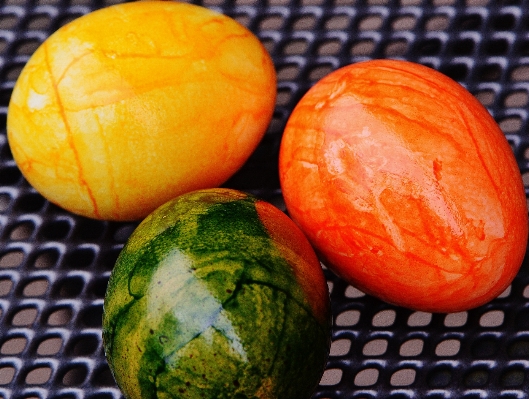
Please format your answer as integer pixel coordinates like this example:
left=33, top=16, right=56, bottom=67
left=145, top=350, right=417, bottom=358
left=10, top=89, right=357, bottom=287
left=7, top=1, right=276, bottom=221
left=279, top=59, right=528, bottom=313
left=102, top=188, right=331, bottom=399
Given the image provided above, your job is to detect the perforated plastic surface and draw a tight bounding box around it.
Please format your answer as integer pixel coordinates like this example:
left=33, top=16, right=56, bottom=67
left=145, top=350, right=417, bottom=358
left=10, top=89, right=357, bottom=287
left=1, top=0, right=529, bottom=398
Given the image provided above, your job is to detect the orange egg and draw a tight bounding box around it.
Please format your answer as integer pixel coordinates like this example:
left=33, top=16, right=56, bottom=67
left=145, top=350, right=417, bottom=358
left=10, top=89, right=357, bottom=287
left=279, top=59, right=528, bottom=313
left=7, top=1, right=276, bottom=221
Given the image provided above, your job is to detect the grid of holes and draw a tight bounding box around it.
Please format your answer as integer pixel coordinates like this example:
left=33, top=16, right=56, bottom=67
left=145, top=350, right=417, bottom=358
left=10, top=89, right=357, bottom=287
left=0, top=188, right=130, bottom=397
left=319, top=283, right=529, bottom=395
left=1, top=0, right=529, bottom=398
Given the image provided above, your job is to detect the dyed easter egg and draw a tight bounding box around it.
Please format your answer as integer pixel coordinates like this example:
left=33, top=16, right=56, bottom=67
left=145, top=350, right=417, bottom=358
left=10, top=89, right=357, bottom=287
left=7, top=1, right=276, bottom=221
left=102, top=188, right=331, bottom=399
left=279, top=59, right=528, bottom=313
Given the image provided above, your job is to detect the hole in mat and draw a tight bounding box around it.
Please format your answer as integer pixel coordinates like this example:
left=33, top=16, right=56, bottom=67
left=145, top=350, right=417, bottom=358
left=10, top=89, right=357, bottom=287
left=1, top=336, right=27, bottom=354
left=464, top=367, right=489, bottom=387
left=33, top=248, right=60, bottom=268
left=53, top=276, right=85, bottom=298
left=471, top=335, right=499, bottom=357
left=355, top=368, right=379, bottom=386
left=25, top=366, right=53, bottom=385
left=63, top=247, right=96, bottom=268
left=428, top=366, right=452, bottom=388
left=320, top=368, right=343, bottom=386
left=11, top=307, right=38, bottom=326
left=444, top=312, right=468, bottom=327
left=60, top=364, right=88, bottom=386
left=22, top=278, right=49, bottom=296
left=435, top=339, right=461, bottom=356
left=329, top=338, right=351, bottom=356
left=88, top=276, right=109, bottom=298
left=399, top=339, right=424, bottom=356
left=14, top=193, right=46, bottom=213
left=0, top=278, right=13, bottom=296
left=79, top=304, right=103, bottom=327
left=9, top=221, right=35, bottom=240
left=66, top=334, right=99, bottom=356
left=391, top=368, right=416, bottom=386
left=407, top=311, right=432, bottom=326
left=39, top=220, right=72, bottom=240
left=0, top=166, right=22, bottom=185
left=37, top=336, right=63, bottom=356
left=372, top=309, right=396, bottom=327
left=362, top=339, right=388, bottom=356
left=500, top=366, right=525, bottom=387
left=0, top=250, right=25, bottom=268
left=46, top=307, right=73, bottom=326
left=335, top=309, right=360, bottom=326
left=480, top=310, right=504, bottom=327
left=324, top=14, right=350, bottom=30
left=0, top=365, right=16, bottom=384
left=92, top=365, right=115, bottom=387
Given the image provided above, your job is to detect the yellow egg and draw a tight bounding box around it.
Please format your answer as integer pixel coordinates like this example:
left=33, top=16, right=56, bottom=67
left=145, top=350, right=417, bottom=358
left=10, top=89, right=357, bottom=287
left=7, top=1, right=276, bottom=221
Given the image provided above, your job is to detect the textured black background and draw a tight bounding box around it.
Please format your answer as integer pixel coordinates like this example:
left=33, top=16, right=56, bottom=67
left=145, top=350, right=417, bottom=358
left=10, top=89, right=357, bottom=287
left=1, top=0, right=529, bottom=398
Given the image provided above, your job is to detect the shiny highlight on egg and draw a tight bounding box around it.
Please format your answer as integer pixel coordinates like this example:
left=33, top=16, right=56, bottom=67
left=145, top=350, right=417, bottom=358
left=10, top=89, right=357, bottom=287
left=279, top=59, right=528, bottom=313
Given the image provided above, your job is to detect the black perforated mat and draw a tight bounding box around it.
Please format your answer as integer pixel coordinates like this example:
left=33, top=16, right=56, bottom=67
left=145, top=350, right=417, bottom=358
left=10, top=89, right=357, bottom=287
left=1, top=0, right=529, bottom=398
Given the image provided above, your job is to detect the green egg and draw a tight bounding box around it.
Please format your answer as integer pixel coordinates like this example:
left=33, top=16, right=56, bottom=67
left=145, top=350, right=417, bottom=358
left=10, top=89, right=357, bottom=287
left=102, top=188, right=332, bottom=399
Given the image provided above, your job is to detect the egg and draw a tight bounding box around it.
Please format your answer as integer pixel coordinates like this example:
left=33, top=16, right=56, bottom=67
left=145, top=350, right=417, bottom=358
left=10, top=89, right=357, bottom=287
left=102, top=188, right=331, bottom=399
left=7, top=1, right=276, bottom=221
left=279, top=59, right=528, bottom=313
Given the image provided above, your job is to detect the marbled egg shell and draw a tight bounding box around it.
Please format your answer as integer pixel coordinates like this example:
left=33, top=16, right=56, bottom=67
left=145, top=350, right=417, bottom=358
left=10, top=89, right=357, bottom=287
left=279, top=59, right=528, bottom=313
left=7, top=1, right=276, bottom=221
left=102, top=188, right=331, bottom=399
